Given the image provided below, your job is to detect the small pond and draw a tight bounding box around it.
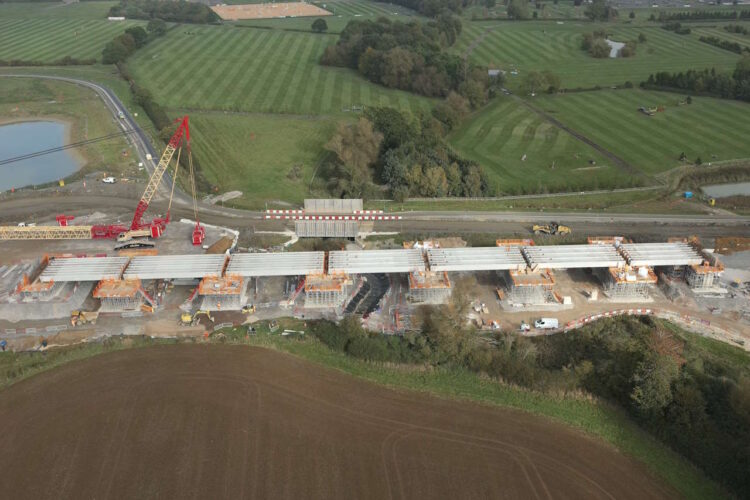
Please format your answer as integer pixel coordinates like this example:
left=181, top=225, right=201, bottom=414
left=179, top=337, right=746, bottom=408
left=0, top=121, right=83, bottom=192
left=701, top=182, right=750, bottom=199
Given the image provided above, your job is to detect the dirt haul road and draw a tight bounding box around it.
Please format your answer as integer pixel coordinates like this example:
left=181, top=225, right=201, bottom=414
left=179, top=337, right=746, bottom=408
left=0, top=194, right=748, bottom=242
left=0, top=345, right=675, bottom=499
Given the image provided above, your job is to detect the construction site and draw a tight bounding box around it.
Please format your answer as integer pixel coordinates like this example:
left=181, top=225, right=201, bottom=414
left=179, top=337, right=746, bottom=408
left=0, top=115, right=748, bottom=351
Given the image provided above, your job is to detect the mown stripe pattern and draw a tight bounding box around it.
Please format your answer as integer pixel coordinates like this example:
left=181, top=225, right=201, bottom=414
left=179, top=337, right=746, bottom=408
left=533, top=89, right=750, bottom=175
left=128, top=25, right=432, bottom=115
left=455, top=23, right=742, bottom=88
left=448, top=97, right=626, bottom=193
left=0, top=18, right=142, bottom=62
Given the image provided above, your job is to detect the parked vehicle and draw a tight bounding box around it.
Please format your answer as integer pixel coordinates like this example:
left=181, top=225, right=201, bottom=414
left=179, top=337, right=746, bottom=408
left=534, top=318, right=559, bottom=329
left=102, top=176, right=116, bottom=184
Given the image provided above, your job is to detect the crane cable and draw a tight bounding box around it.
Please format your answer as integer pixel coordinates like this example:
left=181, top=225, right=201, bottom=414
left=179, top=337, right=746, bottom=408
left=188, top=150, right=199, bottom=223
left=167, top=147, right=181, bottom=218
left=0, top=126, right=154, bottom=167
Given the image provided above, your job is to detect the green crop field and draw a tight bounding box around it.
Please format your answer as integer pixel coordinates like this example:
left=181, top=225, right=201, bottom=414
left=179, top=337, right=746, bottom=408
left=128, top=25, right=432, bottom=115
left=0, top=6, right=142, bottom=63
left=455, top=21, right=742, bottom=89
left=187, top=112, right=336, bottom=207
left=448, top=96, right=635, bottom=194
left=532, top=89, right=750, bottom=175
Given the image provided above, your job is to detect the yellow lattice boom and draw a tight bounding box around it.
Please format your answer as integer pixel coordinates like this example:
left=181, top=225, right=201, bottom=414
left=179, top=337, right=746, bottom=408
left=0, top=226, right=92, bottom=240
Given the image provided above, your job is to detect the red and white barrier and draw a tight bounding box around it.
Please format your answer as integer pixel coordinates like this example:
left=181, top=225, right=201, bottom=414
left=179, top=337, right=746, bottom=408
left=264, top=214, right=402, bottom=221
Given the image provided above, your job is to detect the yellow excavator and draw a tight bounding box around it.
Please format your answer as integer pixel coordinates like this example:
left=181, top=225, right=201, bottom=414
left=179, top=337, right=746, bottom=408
left=241, top=304, right=256, bottom=314
left=71, top=310, right=99, bottom=327
left=532, top=222, right=571, bottom=236
left=179, top=310, right=214, bottom=326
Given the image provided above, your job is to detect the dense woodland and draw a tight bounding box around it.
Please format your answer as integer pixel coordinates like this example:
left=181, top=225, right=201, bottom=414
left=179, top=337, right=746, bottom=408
left=643, top=56, right=750, bottom=102
left=309, top=311, right=750, bottom=497
left=108, top=0, right=219, bottom=23
left=322, top=106, right=490, bottom=199
left=320, top=15, right=495, bottom=199
left=321, top=17, right=486, bottom=100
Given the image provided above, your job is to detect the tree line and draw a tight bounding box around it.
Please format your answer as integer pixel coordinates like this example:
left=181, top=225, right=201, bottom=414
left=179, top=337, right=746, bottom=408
left=102, top=20, right=166, bottom=64
left=102, top=19, right=167, bottom=64
left=661, top=21, right=691, bottom=35
left=698, top=35, right=750, bottom=55
left=725, top=23, right=749, bottom=35
left=383, top=0, right=463, bottom=17
left=642, top=56, right=750, bottom=103
left=320, top=16, right=485, bottom=100
left=308, top=312, right=750, bottom=497
left=108, top=0, right=219, bottom=24
left=650, top=9, right=750, bottom=21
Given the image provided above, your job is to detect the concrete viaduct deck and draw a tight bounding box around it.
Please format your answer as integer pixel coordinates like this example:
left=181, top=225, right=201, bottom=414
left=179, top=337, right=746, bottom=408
left=35, top=243, right=706, bottom=283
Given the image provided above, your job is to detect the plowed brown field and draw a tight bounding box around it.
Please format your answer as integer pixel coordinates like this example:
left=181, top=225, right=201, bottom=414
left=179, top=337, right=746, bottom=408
left=0, top=345, right=675, bottom=499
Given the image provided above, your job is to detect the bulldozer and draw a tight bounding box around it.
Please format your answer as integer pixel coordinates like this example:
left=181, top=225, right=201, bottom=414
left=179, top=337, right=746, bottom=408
left=179, top=310, right=214, bottom=326
left=532, top=222, right=571, bottom=236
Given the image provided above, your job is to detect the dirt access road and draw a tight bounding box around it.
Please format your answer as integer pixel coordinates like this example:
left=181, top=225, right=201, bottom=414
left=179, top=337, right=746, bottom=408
left=0, top=344, right=675, bottom=499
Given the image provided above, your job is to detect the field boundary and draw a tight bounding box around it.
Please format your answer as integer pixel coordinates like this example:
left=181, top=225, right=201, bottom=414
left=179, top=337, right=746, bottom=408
left=392, top=185, right=663, bottom=202
left=515, top=95, right=640, bottom=176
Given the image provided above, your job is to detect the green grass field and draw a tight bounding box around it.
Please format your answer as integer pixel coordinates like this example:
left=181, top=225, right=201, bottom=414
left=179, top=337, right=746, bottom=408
left=0, top=3, right=142, bottom=63
left=0, top=1, right=118, bottom=20
left=448, top=96, right=635, bottom=193
left=187, top=112, right=335, bottom=207
left=455, top=21, right=742, bottom=89
left=533, top=89, right=750, bottom=175
left=128, top=24, right=432, bottom=115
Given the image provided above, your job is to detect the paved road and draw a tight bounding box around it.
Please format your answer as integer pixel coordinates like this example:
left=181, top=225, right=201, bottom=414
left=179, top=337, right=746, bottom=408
left=0, top=74, right=192, bottom=206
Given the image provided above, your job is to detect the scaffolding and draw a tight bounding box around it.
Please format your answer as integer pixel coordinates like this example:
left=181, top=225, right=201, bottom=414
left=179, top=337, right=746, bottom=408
left=408, top=271, right=452, bottom=304
left=595, top=266, right=657, bottom=300
left=93, top=279, right=144, bottom=311
left=14, top=256, right=59, bottom=300
left=16, top=275, right=64, bottom=301
left=685, top=263, right=724, bottom=290
left=503, top=269, right=556, bottom=305
left=304, top=273, right=351, bottom=308
left=197, top=274, right=246, bottom=310
left=496, top=239, right=534, bottom=247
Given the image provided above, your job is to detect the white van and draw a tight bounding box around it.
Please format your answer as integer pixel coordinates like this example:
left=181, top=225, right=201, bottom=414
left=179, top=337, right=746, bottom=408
left=534, top=318, right=559, bottom=330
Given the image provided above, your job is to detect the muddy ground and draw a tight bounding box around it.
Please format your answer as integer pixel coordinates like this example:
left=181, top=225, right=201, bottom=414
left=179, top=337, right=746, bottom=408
left=0, top=344, right=675, bottom=499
